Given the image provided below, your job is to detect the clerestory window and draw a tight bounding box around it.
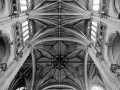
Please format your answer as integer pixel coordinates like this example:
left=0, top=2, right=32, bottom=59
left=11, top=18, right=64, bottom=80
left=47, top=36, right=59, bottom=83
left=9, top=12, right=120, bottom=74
left=21, top=20, right=32, bottom=42
left=20, top=0, right=31, bottom=12
left=92, top=0, right=100, bottom=11
left=90, top=21, right=98, bottom=42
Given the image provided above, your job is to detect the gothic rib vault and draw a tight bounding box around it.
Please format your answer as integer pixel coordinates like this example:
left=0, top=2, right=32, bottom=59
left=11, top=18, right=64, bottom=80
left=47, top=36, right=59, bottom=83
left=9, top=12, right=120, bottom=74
left=0, top=0, right=120, bottom=90
left=10, top=1, right=90, bottom=90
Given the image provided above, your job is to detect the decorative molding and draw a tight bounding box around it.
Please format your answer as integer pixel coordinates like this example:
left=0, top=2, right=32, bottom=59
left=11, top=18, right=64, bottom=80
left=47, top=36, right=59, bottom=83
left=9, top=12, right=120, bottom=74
left=110, top=64, right=120, bottom=77
left=14, top=51, right=23, bottom=61
left=0, top=63, right=7, bottom=71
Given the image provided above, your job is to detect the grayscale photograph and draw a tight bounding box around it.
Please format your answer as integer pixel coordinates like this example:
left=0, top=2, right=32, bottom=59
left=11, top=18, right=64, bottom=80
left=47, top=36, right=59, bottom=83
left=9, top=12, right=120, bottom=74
left=0, top=0, right=119, bottom=90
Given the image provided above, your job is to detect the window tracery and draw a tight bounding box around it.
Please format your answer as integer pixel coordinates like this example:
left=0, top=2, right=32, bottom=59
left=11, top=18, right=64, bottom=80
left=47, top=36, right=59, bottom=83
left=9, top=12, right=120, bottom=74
left=13, top=0, right=32, bottom=13
left=21, top=20, right=33, bottom=42
left=92, top=0, right=100, bottom=11
left=90, top=21, right=98, bottom=43
left=20, top=0, right=31, bottom=12
left=89, top=0, right=100, bottom=12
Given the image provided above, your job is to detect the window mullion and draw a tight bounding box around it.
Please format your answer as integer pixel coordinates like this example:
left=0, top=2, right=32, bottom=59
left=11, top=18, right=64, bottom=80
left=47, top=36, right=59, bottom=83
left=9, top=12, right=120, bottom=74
left=23, top=34, right=29, bottom=38
left=23, top=35, right=29, bottom=42
left=91, top=30, right=97, bottom=37
left=23, top=30, right=29, bottom=37
left=91, top=26, right=97, bottom=32
left=91, top=35, right=96, bottom=42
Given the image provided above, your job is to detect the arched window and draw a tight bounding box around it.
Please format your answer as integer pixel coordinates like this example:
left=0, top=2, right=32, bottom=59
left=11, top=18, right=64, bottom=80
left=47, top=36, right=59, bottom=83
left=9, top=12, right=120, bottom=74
left=20, top=0, right=32, bottom=12
left=21, top=20, right=33, bottom=42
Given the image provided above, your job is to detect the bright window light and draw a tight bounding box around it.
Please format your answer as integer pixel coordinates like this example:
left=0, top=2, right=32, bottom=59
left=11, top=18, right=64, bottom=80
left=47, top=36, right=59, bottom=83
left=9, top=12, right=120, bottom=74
left=20, top=0, right=27, bottom=5
left=23, top=30, right=29, bottom=37
left=21, top=20, right=32, bottom=42
left=92, top=21, right=97, bottom=27
left=20, top=0, right=29, bottom=11
left=91, top=26, right=97, bottom=32
left=93, top=0, right=100, bottom=4
left=21, top=6, right=27, bottom=11
left=91, top=86, right=104, bottom=90
left=23, top=25, right=28, bottom=32
left=91, top=30, right=96, bottom=37
left=93, top=5, right=99, bottom=11
left=23, top=35, right=29, bottom=42
left=16, top=87, right=27, bottom=90
left=91, top=35, right=96, bottom=42
left=22, top=21, right=28, bottom=27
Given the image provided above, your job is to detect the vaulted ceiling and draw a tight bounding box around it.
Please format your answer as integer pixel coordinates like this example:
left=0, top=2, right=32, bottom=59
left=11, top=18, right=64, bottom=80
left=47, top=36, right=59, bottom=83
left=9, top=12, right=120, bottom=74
left=8, top=0, right=103, bottom=90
